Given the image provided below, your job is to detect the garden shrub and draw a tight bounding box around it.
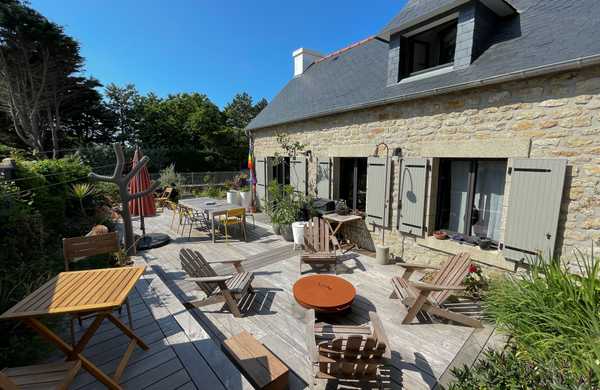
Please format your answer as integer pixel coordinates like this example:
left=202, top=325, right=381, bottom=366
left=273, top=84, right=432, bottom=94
left=0, top=156, right=116, bottom=367
left=451, top=252, right=600, bottom=388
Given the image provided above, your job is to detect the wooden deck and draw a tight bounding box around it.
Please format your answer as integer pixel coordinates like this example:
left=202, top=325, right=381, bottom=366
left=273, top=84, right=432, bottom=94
left=60, top=207, right=501, bottom=389
left=120, top=209, right=502, bottom=389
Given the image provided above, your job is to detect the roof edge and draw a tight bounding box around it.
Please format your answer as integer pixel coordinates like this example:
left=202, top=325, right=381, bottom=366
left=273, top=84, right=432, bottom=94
left=247, top=53, right=600, bottom=132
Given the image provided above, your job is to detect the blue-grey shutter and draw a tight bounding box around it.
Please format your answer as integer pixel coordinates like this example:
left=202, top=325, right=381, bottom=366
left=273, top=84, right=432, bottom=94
left=366, top=157, right=392, bottom=227
left=316, top=157, right=331, bottom=199
left=255, top=157, right=268, bottom=209
left=398, top=158, right=428, bottom=235
left=503, top=159, right=567, bottom=262
left=290, top=156, right=307, bottom=195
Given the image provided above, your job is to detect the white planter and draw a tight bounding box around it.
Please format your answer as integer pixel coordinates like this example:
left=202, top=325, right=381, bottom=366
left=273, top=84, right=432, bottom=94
left=239, top=191, right=252, bottom=208
left=375, top=245, right=390, bottom=265
left=292, top=221, right=307, bottom=250
left=226, top=190, right=240, bottom=205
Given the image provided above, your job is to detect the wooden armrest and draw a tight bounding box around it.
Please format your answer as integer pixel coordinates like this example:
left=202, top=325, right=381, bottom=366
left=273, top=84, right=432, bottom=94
left=209, top=259, right=245, bottom=264
left=409, top=281, right=466, bottom=292
left=188, top=275, right=233, bottom=283
left=397, top=263, right=441, bottom=271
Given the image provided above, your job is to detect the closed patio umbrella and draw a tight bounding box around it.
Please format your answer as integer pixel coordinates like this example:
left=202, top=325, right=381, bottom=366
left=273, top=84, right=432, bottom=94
left=129, top=147, right=170, bottom=250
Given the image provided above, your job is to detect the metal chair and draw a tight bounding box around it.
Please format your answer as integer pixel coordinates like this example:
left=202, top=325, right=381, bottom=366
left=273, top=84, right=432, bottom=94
left=220, top=208, right=247, bottom=241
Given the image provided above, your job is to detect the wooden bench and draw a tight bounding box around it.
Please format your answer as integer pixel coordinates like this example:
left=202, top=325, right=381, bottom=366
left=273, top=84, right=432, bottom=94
left=223, top=331, right=289, bottom=390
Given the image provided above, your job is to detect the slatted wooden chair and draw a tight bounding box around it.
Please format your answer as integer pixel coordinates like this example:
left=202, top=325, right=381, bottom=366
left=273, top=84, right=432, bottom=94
left=0, top=361, right=81, bottom=390
left=391, top=252, right=483, bottom=328
left=62, top=232, right=134, bottom=344
left=301, top=217, right=338, bottom=273
left=305, top=309, right=391, bottom=386
left=219, top=207, right=247, bottom=241
left=154, top=186, right=173, bottom=211
left=179, top=248, right=254, bottom=317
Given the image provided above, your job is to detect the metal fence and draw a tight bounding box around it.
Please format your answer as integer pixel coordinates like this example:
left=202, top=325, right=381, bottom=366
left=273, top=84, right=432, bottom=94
left=150, top=170, right=247, bottom=187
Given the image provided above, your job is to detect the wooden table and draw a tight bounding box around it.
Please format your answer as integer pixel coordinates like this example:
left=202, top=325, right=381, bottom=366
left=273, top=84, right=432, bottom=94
left=179, top=197, right=245, bottom=243
left=293, top=275, right=356, bottom=313
left=0, top=267, right=148, bottom=390
left=323, top=213, right=363, bottom=251
left=223, top=331, right=289, bottom=390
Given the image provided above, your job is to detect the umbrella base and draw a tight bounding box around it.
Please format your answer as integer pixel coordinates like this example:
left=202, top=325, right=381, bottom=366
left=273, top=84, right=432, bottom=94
left=137, top=233, right=171, bottom=250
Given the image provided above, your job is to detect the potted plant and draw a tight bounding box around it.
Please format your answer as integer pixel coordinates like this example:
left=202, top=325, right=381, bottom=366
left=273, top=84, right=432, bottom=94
left=234, top=174, right=251, bottom=208
left=268, top=183, right=301, bottom=241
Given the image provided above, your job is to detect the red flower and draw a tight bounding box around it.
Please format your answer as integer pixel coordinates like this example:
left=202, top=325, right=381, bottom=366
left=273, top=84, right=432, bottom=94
left=468, top=264, right=478, bottom=274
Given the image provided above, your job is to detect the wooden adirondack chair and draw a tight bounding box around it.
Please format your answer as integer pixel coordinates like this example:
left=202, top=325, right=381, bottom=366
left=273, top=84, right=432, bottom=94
left=391, top=252, right=482, bottom=328
left=179, top=248, right=254, bottom=317
left=301, top=217, right=338, bottom=273
left=0, top=361, right=81, bottom=390
left=305, top=309, right=391, bottom=386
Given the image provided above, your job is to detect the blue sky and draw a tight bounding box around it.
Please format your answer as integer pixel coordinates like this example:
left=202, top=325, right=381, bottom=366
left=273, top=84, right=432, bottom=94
left=30, top=0, right=405, bottom=108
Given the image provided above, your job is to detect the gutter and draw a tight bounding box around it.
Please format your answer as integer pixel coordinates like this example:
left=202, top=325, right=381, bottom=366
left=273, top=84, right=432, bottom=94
left=247, top=53, right=600, bottom=133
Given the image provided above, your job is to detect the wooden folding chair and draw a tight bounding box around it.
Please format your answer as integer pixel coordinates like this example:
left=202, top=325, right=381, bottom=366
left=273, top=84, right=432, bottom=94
left=154, top=187, right=173, bottom=211
left=0, top=361, right=81, bottom=390
left=306, top=309, right=391, bottom=386
left=301, top=217, right=338, bottom=273
left=179, top=248, right=254, bottom=317
left=62, top=232, right=134, bottom=344
left=391, top=252, right=483, bottom=327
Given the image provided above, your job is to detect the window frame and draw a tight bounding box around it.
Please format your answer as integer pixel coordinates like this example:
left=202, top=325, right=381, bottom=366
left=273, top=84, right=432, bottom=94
left=402, top=19, right=458, bottom=78
left=337, top=157, right=368, bottom=212
left=434, top=158, right=507, bottom=242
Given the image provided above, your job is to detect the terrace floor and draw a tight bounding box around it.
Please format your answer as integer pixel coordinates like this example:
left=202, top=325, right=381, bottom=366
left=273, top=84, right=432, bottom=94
left=70, top=208, right=502, bottom=389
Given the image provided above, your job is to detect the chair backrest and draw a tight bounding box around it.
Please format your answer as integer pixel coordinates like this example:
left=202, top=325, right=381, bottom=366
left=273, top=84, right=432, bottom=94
left=179, top=248, right=218, bottom=296
left=226, top=208, right=245, bottom=219
left=430, top=252, right=472, bottom=304
left=165, top=200, right=178, bottom=211
left=304, top=217, right=331, bottom=253
left=317, top=312, right=389, bottom=379
left=160, top=187, right=173, bottom=199
left=62, top=232, right=119, bottom=271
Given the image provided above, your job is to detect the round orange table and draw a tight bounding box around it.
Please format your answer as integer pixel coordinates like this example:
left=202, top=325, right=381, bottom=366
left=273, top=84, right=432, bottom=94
left=293, top=275, right=356, bottom=312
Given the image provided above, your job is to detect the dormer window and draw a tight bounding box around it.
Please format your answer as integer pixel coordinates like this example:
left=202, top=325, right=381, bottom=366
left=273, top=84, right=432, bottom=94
left=406, top=20, right=457, bottom=76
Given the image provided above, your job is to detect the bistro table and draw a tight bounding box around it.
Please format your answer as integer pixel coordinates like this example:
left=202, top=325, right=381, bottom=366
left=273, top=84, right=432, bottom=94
left=0, top=267, right=148, bottom=390
left=179, top=197, right=245, bottom=243
left=293, top=275, right=356, bottom=313
left=323, top=213, right=363, bottom=252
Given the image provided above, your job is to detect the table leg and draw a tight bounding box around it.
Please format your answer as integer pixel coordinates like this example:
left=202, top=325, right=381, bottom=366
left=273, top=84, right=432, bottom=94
left=211, top=214, right=216, bottom=243
left=24, top=317, right=122, bottom=390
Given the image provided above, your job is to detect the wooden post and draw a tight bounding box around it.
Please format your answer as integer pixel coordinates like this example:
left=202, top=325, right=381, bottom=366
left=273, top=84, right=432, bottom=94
left=89, top=144, right=159, bottom=255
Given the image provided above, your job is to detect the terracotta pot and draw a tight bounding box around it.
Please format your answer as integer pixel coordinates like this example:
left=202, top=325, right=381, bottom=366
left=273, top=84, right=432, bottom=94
left=433, top=231, right=448, bottom=240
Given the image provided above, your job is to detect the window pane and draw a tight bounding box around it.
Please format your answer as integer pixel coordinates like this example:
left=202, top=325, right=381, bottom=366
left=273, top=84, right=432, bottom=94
left=355, top=158, right=367, bottom=211
left=471, top=161, right=506, bottom=241
left=447, top=161, right=470, bottom=233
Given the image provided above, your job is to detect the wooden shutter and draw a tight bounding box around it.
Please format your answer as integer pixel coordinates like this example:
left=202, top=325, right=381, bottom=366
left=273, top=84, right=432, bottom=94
left=398, top=158, right=428, bottom=235
left=366, top=157, right=392, bottom=227
left=316, top=157, right=332, bottom=199
left=503, top=159, right=567, bottom=262
left=290, top=156, right=307, bottom=195
left=255, top=157, right=267, bottom=209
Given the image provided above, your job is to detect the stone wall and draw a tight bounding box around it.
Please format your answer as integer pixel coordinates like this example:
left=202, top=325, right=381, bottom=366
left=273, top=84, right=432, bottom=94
left=252, top=66, right=600, bottom=271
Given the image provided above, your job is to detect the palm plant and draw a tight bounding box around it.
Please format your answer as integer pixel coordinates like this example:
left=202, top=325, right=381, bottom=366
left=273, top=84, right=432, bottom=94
left=71, top=183, right=96, bottom=216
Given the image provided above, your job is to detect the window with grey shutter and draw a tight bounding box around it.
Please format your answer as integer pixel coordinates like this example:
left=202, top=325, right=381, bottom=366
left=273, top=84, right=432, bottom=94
left=366, top=157, right=392, bottom=227
left=503, top=159, right=567, bottom=262
left=255, top=157, right=267, bottom=209
left=398, top=158, right=428, bottom=235
left=290, top=156, right=307, bottom=195
left=316, top=157, right=331, bottom=199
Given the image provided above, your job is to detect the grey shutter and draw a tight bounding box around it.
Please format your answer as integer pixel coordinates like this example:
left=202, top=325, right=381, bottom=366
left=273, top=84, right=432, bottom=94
left=366, top=157, right=392, bottom=227
left=290, top=156, right=307, bottom=195
left=255, top=157, right=267, bottom=209
left=316, top=157, right=331, bottom=199
left=503, top=159, right=567, bottom=262
left=398, top=158, right=428, bottom=235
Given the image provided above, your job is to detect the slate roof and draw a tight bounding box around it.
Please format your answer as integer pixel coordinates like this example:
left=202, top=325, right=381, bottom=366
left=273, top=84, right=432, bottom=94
left=247, top=0, right=600, bottom=131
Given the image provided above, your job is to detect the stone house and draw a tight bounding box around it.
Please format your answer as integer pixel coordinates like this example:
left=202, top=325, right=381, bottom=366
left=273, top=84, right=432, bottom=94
left=246, top=0, right=600, bottom=271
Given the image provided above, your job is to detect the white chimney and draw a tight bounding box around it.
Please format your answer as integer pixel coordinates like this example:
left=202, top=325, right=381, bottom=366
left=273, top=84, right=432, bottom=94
left=293, top=48, right=324, bottom=77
